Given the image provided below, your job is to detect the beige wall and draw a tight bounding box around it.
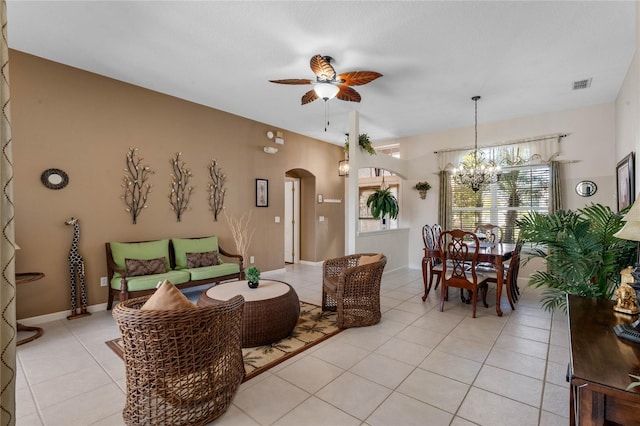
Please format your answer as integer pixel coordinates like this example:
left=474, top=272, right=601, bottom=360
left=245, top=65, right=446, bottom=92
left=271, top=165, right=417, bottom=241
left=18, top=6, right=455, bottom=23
left=10, top=50, right=344, bottom=319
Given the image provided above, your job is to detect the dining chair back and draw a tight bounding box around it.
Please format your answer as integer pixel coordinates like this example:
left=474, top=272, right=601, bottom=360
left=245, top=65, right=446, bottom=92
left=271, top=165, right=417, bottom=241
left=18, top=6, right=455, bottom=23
left=421, top=224, right=443, bottom=301
left=438, top=229, right=488, bottom=318
left=474, top=224, right=503, bottom=243
left=432, top=224, right=443, bottom=245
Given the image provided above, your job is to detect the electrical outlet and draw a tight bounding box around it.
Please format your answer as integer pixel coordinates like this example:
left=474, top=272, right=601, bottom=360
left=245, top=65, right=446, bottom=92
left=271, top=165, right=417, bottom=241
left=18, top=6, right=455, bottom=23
left=250, top=256, right=255, bottom=264
left=100, top=276, right=108, bottom=287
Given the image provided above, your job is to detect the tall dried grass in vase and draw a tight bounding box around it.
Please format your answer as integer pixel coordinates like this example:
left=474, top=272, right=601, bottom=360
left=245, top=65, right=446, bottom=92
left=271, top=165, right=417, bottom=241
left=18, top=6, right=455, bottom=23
left=224, top=210, right=255, bottom=264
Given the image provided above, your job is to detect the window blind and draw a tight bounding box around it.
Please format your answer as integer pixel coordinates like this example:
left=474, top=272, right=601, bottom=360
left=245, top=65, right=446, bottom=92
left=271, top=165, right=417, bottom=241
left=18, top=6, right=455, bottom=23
left=450, top=164, right=550, bottom=242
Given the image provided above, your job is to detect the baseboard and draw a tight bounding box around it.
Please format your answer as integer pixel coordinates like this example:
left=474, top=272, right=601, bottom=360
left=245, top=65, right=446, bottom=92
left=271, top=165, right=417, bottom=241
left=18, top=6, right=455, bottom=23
left=19, top=302, right=108, bottom=326
left=299, top=260, right=323, bottom=266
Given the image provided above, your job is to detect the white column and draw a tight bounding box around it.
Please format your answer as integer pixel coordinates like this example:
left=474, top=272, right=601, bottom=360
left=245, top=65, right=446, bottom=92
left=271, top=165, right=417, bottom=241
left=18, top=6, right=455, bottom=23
left=346, top=111, right=359, bottom=254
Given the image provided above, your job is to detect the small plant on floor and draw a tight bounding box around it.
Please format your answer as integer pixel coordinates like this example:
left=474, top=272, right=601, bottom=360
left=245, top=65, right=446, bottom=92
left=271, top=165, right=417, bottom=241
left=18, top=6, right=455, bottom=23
left=246, top=266, right=260, bottom=288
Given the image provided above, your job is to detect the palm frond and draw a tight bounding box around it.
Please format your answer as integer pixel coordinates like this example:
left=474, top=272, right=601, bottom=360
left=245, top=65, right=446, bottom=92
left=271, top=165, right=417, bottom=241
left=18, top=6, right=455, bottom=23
left=517, top=204, right=637, bottom=312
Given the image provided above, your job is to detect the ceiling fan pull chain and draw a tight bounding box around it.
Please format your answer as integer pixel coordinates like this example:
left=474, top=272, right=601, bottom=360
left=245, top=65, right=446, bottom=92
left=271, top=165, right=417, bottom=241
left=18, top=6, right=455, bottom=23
left=324, top=100, right=330, bottom=132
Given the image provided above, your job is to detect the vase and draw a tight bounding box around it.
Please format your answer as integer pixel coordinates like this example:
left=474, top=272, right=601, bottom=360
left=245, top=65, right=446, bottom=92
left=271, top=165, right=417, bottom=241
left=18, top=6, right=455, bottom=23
left=248, top=281, right=259, bottom=289
left=419, top=190, right=427, bottom=199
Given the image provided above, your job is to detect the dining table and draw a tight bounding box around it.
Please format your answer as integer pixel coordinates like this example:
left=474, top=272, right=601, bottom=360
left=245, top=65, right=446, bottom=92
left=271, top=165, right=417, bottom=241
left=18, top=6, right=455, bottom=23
left=424, top=242, right=517, bottom=316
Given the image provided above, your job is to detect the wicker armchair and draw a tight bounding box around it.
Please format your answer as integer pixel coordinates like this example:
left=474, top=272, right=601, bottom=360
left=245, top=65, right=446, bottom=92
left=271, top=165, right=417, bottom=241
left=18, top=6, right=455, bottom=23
left=322, top=253, right=387, bottom=328
left=112, top=294, right=245, bottom=426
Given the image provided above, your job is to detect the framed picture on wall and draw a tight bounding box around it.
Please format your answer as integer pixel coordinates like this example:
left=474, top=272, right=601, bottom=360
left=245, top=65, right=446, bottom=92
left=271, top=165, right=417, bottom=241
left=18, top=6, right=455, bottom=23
left=616, top=152, right=635, bottom=212
left=256, top=178, right=268, bottom=207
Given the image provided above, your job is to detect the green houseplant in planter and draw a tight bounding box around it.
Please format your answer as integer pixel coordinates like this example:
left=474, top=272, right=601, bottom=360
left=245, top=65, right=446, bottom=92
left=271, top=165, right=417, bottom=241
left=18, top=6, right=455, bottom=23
left=245, top=266, right=260, bottom=289
left=413, top=181, right=431, bottom=199
left=366, top=187, right=399, bottom=228
left=517, top=203, right=636, bottom=312
left=344, top=133, right=376, bottom=156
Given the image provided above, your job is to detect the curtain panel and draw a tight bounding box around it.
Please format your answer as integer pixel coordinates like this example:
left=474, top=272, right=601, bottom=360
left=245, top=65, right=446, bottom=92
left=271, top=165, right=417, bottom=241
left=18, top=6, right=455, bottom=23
left=549, top=160, right=563, bottom=213
left=0, top=0, right=17, bottom=424
left=437, top=170, right=450, bottom=229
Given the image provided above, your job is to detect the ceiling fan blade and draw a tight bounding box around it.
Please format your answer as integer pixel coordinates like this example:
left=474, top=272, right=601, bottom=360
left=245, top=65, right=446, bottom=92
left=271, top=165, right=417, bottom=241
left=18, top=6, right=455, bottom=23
left=336, top=86, right=361, bottom=103
left=269, top=79, right=314, bottom=85
left=310, top=55, right=336, bottom=81
left=301, top=90, right=318, bottom=105
left=337, top=71, right=383, bottom=86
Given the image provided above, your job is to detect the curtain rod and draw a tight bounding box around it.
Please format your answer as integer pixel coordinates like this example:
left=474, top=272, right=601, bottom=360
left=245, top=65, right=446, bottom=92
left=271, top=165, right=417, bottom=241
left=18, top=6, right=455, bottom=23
left=433, top=133, right=568, bottom=154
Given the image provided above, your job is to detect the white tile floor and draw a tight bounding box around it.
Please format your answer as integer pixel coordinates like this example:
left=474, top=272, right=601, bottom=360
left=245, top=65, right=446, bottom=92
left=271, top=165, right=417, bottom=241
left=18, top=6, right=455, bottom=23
left=16, top=264, right=570, bottom=425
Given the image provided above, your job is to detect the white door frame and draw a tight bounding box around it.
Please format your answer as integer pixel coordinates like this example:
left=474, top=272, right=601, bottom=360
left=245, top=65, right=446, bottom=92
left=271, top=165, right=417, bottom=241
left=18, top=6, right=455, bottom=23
left=284, top=178, right=300, bottom=263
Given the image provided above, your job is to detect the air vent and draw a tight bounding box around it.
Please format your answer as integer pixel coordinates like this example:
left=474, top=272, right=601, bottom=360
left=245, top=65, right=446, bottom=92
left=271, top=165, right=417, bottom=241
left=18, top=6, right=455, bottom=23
left=573, top=78, right=592, bottom=90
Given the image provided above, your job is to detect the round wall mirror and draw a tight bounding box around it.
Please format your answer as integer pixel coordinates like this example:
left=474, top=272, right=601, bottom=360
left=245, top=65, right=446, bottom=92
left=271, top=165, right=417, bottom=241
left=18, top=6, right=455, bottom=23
left=575, top=180, right=597, bottom=197
left=41, top=168, right=69, bottom=190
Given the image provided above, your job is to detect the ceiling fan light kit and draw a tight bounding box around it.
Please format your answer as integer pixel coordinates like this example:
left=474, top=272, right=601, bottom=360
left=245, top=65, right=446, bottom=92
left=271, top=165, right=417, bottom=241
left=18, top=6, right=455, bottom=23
left=314, top=82, right=339, bottom=101
left=269, top=54, right=382, bottom=105
left=270, top=54, right=382, bottom=130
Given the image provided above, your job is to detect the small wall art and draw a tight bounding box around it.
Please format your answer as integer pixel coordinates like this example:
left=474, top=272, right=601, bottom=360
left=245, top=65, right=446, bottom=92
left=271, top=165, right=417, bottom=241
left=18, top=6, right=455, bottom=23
left=168, top=152, right=193, bottom=222
left=616, top=152, right=635, bottom=211
left=122, top=147, right=154, bottom=224
left=208, top=159, right=227, bottom=221
left=256, top=178, right=268, bottom=207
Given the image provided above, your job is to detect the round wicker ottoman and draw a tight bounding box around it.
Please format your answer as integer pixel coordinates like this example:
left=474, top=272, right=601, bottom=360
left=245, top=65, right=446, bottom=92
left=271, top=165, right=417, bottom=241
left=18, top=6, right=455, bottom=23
left=197, top=280, right=300, bottom=347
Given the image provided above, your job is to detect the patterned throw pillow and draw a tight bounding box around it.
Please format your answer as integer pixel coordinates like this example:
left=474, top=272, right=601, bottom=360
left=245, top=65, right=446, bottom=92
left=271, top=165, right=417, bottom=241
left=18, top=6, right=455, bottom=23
left=125, top=257, right=167, bottom=277
left=186, top=251, right=219, bottom=268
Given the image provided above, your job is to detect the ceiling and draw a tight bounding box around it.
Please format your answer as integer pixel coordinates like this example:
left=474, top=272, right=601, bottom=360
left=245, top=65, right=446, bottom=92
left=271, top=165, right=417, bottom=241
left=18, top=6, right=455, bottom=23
left=5, top=1, right=636, bottom=146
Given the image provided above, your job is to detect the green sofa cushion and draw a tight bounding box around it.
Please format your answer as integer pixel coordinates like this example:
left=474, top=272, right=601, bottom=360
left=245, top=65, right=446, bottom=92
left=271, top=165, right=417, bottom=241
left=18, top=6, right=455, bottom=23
left=185, top=263, right=241, bottom=281
left=110, top=270, right=191, bottom=291
left=172, top=236, right=219, bottom=270
left=110, top=240, right=171, bottom=276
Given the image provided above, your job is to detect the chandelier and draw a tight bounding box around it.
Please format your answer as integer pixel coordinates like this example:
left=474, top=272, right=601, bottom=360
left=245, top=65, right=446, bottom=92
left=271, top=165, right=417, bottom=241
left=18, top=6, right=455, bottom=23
left=452, top=96, right=500, bottom=192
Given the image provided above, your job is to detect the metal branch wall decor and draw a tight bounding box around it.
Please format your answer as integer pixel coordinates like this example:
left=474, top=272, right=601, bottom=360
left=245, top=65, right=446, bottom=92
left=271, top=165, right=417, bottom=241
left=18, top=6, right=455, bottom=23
left=207, top=158, right=227, bottom=221
left=122, top=147, right=154, bottom=224
left=168, top=152, right=194, bottom=222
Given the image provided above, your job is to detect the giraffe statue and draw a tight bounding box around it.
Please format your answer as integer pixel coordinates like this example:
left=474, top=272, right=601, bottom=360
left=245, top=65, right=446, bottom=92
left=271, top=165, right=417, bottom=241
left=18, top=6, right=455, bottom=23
left=65, top=217, right=91, bottom=319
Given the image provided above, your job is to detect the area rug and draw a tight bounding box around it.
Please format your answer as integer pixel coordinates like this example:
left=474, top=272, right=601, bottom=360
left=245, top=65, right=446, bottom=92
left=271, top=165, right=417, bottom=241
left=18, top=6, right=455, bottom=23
left=106, top=301, right=342, bottom=382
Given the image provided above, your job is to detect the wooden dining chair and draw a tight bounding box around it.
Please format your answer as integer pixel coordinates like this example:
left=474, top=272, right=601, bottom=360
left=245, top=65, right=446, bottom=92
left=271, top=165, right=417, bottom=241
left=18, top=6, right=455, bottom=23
left=474, top=224, right=503, bottom=243
left=479, top=239, right=524, bottom=309
left=421, top=224, right=443, bottom=300
left=438, top=229, right=489, bottom=318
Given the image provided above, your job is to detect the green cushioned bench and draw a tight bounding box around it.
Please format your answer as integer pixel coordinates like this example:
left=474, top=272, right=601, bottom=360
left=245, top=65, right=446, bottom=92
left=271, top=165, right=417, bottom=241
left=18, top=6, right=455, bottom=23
left=105, top=236, right=244, bottom=309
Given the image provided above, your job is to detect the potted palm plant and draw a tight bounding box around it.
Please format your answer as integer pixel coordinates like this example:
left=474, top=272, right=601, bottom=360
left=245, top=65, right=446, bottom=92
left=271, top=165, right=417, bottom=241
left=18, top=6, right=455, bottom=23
left=517, top=203, right=636, bottom=312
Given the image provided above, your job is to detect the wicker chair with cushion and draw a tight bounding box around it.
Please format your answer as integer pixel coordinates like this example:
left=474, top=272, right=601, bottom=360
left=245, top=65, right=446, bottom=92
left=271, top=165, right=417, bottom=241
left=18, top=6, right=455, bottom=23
left=322, top=253, right=387, bottom=328
left=112, top=294, right=245, bottom=426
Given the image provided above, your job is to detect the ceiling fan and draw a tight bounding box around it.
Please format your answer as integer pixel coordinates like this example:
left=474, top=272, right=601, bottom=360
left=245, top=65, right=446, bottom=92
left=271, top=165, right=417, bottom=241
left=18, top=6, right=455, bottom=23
left=269, top=55, right=383, bottom=105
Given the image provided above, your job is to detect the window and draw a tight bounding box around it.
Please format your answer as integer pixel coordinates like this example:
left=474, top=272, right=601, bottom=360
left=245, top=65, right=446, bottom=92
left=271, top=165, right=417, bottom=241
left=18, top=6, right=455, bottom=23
left=358, top=172, right=400, bottom=232
left=450, top=164, right=550, bottom=243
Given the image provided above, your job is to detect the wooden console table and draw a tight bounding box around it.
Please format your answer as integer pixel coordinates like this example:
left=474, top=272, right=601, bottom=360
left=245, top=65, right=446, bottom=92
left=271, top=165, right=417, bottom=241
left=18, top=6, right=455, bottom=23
left=16, top=272, right=45, bottom=346
left=568, top=294, right=640, bottom=425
